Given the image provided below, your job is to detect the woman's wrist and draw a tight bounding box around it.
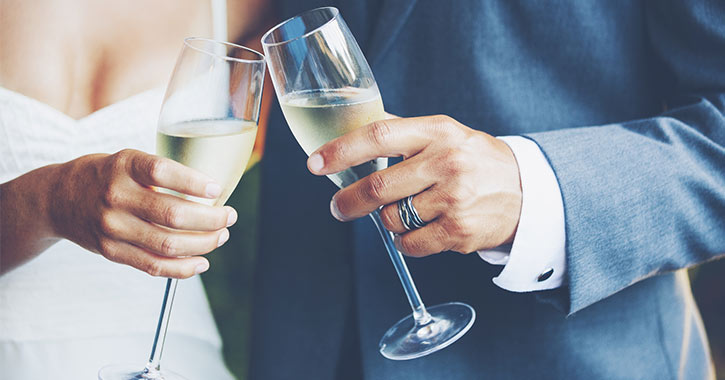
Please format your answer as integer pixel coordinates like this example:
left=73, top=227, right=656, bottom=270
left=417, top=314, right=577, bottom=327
left=0, top=164, right=63, bottom=274
left=39, top=162, right=67, bottom=238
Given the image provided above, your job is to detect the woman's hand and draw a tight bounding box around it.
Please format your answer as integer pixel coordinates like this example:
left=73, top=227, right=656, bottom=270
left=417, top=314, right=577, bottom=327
left=306, top=115, right=522, bottom=257
left=0, top=149, right=236, bottom=278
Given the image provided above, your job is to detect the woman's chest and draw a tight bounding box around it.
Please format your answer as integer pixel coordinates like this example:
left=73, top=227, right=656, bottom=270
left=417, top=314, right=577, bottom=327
left=0, top=0, right=211, bottom=119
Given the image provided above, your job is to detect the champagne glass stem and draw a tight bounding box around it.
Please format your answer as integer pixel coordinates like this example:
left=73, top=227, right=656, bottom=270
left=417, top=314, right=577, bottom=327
left=369, top=210, right=432, bottom=325
left=145, top=278, right=179, bottom=374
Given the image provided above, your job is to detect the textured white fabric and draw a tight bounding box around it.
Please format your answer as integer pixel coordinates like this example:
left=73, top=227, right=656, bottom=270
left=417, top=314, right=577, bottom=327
left=477, top=136, right=566, bottom=292
left=0, top=31, right=235, bottom=380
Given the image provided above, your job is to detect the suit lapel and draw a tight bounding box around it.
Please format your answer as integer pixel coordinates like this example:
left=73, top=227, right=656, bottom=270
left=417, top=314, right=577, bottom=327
left=366, top=0, right=419, bottom=67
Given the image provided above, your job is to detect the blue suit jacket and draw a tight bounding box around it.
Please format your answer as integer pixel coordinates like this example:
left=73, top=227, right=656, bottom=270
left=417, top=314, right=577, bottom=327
left=251, top=1, right=725, bottom=379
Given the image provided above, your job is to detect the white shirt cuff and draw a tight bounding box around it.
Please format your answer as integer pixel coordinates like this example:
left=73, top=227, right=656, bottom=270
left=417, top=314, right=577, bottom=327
left=477, top=136, right=566, bottom=292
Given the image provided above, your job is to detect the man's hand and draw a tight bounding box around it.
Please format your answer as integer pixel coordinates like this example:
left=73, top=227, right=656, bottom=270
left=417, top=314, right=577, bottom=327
left=307, top=115, right=522, bottom=257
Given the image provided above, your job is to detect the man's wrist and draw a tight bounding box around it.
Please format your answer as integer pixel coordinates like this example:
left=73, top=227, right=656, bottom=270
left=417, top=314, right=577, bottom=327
left=477, top=136, right=567, bottom=292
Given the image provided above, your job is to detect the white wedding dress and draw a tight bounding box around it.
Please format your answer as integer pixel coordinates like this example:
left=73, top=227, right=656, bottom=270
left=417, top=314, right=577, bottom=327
left=0, top=2, right=236, bottom=379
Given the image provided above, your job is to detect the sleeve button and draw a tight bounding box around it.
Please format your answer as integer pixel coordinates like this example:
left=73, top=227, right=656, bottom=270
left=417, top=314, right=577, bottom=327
left=537, top=268, right=554, bottom=282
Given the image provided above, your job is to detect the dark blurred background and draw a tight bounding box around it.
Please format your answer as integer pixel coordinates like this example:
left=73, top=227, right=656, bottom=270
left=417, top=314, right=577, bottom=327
left=203, top=164, right=725, bottom=379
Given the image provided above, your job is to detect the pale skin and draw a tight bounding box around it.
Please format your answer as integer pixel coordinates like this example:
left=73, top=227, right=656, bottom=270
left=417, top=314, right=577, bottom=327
left=307, top=115, right=524, bottom=257
left=1, top=1, right=517, bottom=275
left=0, top=0, right=271, bottom=278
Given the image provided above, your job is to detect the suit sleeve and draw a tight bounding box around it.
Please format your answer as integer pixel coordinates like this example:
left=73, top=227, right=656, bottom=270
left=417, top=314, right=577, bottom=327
left=526, top=0, right=725, bottom=315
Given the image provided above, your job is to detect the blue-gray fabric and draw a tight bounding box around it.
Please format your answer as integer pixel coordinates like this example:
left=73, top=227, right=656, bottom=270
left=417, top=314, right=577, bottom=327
left=250, top=1, right=725, bottom=379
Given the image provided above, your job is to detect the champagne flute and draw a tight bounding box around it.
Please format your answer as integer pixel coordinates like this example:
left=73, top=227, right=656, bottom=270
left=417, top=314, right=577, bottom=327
left=98, top=38, right=265, bottom=380
left=262, top=7, right=475, bottom=360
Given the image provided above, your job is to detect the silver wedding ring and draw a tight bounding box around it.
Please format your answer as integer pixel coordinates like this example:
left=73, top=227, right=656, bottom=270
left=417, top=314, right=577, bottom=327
left=398, top=195, right=427, bottom=231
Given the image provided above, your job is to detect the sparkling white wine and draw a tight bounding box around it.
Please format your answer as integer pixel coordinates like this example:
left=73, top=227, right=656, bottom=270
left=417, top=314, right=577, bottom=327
left=280, top=87, right=387, bottom=188
left=156, top=119, right=258, bottom=206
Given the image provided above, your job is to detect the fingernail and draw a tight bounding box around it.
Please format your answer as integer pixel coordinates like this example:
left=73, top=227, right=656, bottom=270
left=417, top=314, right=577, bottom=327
left=330, top=196, right=344, bottom=221
left=308, top=153, right=324, bottom=174
left=195, top=261, right=209, bottom=275
left=226, top=208, right=238, bottom=227
left=217, top=229, right=230, bottom=247
left=206, top=183, right=222, bottom=198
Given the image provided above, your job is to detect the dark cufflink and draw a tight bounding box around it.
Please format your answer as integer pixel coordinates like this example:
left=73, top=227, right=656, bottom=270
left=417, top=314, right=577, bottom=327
left=537, top=268, right=554, bottom=282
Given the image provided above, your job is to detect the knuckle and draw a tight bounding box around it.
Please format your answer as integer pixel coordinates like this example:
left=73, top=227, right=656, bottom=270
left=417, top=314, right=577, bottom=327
left=438, top=189, right=458, bottom=207
left=447, top=182, right=473, bottom=205
left=432, top=114, right=453, bottom=125
left=434, top=224, right=452, bottom=243
left=159, top=235, right=178, bottom=256
left=446, top=217, right=475, bottom=245
left=102, top=185, right=122, bottom=207
left=368, top=120, right=393, bottom=147
left=163, top=205, right=183, bottom=227
left=98, top=238, right=116, bottom=260
left=148, top=158, right=167, bottom=182
left=362, top=172, right=388, bottom=204
left=110, top=149, right=132, bottom=171
left=325, top=140, right=350, bottom=164
left=398, top=235, right=417, bottom=255
left=425, top=227, right=451, bottom=254
left=430, top=115, right=455, bottom=135
left=379, top=205, right=399, bottom=230
left=144, top=260, right=165, bottom=277
left=443, top=149, right=472, bottom=175
left=116, top=148, right=134, bottom=158
left=98, top=211, right=118, bottom=236
left=446, top=217, right=467, bottom=237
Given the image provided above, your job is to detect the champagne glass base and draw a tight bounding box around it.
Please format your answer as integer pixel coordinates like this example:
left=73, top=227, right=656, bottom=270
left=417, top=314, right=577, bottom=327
left=379, top=302, right=475, bottom=360
left=98, top=364, right=188, bottom=380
